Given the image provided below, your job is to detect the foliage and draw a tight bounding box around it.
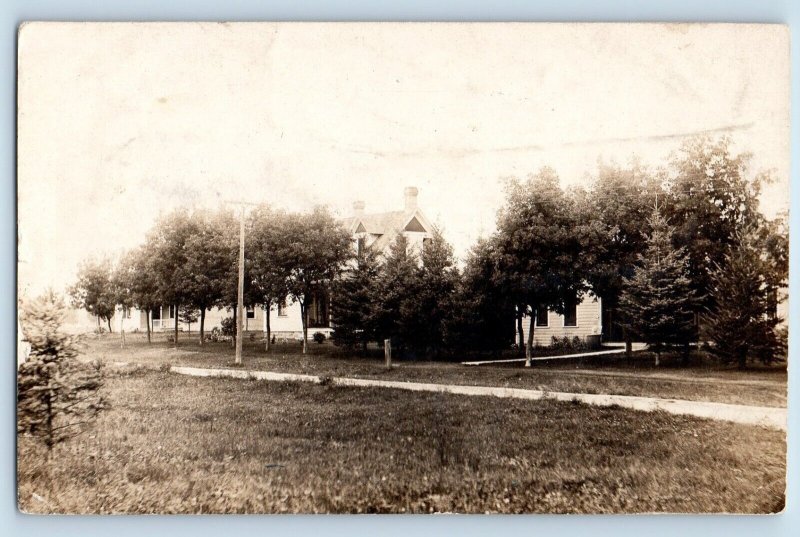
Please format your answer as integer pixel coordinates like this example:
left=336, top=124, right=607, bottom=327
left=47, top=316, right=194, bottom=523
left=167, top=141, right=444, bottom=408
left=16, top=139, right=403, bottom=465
left=181, top=209, right=236, bottom=343
left=447, top=237, right=516, bottom=353
left=664, top=136, right=766, bottom=310
left=220, top=317, right=236, bottom=338
left=620, top=207, right=700, bottom=359
left=331, top=247, right=382, bottom=350
left=114, top=245, right=160, bottom=340
left=494, top=168, right=591, bottom=360
left=279, top=207, right=353, bottom=353
left=312, top=331, right=326, bottom=344
left=373, top=235, right=422, bottom=356
left=580, top=160, right=663, bottom=312
left=178, top=306, right=199, bottom=327
left=69, top=257, right=117, bottom=332
left=406, top=227, right=459, bottom=356
left=18, top=291, right=106, bottom=450
left=705, top=229, right=786, bottom=368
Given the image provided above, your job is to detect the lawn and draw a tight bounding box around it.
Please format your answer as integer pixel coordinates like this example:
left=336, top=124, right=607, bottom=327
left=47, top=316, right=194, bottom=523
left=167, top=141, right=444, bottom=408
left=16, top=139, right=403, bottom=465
left=18, top=368, right=786, bottom=514
left=79, top=333, right=787, bottom=408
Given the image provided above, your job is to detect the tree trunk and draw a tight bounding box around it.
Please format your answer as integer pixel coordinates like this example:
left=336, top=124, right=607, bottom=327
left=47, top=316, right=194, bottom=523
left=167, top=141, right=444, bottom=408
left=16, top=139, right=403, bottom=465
left=199, top=308, right=206, bottom=346
left=265, top=304, right=271, bottom=352
left=516, top=306, right=524, bottom=353
left=146, top=310, right=152, bottom=344
left=231, top=307, right=237, bottom=348
left=107, top=317, right=112, bottom=333
left=738, top=349, right=748, bottom=370
left=623, top=326, right=632, bottom=358
left=120, top=309, right=125, bottom=348
left=300, top=300, right=308, bottom=354
left=173, top=304, right=179, bottom=347
left=655, top=351, right=660, bottom=367
left=525, top=314, right=534, bottom=367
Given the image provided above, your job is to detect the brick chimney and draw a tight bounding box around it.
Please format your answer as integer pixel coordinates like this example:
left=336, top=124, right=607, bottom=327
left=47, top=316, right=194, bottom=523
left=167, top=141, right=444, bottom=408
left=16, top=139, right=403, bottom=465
left=353, top=200, right=365, bottom=217
left=404, top=186, right=418, bottom=212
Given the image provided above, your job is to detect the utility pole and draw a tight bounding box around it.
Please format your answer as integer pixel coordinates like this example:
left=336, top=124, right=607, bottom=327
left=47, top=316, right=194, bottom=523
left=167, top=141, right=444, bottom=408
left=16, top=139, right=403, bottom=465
left=226, top=200, right=259, bottom=365
left=236, top=206, right=245, bottom=364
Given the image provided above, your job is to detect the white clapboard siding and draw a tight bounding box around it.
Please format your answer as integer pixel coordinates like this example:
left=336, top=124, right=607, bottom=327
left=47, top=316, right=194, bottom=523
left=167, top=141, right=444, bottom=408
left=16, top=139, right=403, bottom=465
left=524, top=295, right=602, bottom=347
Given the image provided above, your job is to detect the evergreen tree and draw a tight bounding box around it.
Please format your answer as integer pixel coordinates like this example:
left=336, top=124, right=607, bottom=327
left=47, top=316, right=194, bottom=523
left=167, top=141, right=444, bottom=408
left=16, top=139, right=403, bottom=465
left=373, top=235, right=421, bottom=356
left=330, top=247, right=381, bottom=352
left=447, top=237, right=516, bottom=354
left=705, top=229, right=786, bottom=369
left=620, top=207, right=699, bottom=365
left=406, top=228, right=459, bottom=357
left=18, top=291, right=106, bottom=450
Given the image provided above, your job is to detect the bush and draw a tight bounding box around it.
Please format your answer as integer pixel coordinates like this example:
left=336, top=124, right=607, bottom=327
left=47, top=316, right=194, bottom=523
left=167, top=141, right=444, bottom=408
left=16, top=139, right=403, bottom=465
left=313, top=331, right=326, bottom=344
left=220, top=317, right=235, bottom=338
left=18, top=291, right=107, bottom=450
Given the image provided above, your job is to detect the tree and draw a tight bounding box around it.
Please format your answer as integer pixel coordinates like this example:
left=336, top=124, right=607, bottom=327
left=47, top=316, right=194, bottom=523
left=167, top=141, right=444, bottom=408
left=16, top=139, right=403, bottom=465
left=148, top=209, right=200, bottom=346
left=248, top=205, right=291, bottom=351
left=447, top=237, right=516, bottom=354
left=705, top=228, right=787, bottom=369
left=406, top=227, right=459, bottom=357
left=69, top=257, right=117, bottom=332
left=179, top=306, right=199, bottom=333
left=181, top=209, right=233, bottom=345
left=330, top=246, right=381, bottom=352
left=620, top=207, right=700, bottom=365
left=115, top=245, right=160, bottom=344
left=281, top=207, right=353, bottom=354
left=579, top=160, right=664, bottom=347
left=494, top=168, right=590, bottom=365
left=18, top=291, right=106, bottom=451
left=373, top=234, right=421, bottom=356
left=665, top=136, right=766, bottom=311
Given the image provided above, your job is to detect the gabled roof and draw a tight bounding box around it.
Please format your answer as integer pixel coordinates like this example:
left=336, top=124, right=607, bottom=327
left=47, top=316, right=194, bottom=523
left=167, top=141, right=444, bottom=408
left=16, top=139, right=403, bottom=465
left=341, top=208, right=434, bottom=254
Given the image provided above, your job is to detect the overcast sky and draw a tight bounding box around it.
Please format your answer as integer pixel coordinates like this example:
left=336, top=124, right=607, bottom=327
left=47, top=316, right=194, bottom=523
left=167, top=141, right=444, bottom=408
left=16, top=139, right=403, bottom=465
left=17, top=22, right=789, bottom=296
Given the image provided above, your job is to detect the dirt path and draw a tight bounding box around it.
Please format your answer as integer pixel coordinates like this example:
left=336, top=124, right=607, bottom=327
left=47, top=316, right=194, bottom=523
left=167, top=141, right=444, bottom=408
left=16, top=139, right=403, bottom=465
left=170, top=365, right=787, bottom=431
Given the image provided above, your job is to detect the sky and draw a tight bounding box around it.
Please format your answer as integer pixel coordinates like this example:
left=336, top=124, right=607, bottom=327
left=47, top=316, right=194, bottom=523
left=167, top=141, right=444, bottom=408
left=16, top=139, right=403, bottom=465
left=17, top=22, right=790, bottom=296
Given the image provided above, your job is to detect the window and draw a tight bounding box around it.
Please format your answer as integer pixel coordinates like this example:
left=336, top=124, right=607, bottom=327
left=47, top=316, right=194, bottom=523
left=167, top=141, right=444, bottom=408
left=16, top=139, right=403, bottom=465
left=168, top=305, right=175, bottom=319
left=535, top=305, right=549, bottom=327
left=563, top=297, right=577, bottom=327
left=246, top=306, right=255, bottom=319
left=357, top=237, right=365, bottom=257
left=124, top=307, right=131, bottom=319
left=277, top=301, right=288, bottom=317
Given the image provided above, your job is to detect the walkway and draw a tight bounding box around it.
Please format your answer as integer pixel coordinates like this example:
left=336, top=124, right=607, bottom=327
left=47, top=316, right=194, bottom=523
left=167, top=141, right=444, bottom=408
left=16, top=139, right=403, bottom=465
left=170, top=365, right=787, bottom=431
left=460, top=343, right=648, bottom=366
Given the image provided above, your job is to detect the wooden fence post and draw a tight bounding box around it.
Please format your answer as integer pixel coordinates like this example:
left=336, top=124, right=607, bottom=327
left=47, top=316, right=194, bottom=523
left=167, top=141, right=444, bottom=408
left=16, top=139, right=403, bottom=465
left=384, top=339, right=392, bottom=369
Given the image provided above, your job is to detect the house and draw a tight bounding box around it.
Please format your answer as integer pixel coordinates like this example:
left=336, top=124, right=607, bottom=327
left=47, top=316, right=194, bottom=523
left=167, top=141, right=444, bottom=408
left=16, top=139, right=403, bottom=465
left=521, top=296, right=603, bottom=348
left=266, top=186, right=435, bottom=340
left=124, top=187, right=434, bottom=340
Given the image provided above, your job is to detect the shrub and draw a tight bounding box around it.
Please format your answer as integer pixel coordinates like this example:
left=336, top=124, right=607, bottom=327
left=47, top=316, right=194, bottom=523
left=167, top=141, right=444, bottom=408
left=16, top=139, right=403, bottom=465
left=220, top=317, right=235, bottom=338
left=313, top=331, right=326, bottom=344
left=18, top=291, right=107, bottom=450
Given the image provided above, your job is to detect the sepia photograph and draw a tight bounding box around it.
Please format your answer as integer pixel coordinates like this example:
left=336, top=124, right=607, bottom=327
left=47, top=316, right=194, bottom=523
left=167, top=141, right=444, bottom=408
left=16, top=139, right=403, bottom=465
left=16, top=22, right=789, bottom=514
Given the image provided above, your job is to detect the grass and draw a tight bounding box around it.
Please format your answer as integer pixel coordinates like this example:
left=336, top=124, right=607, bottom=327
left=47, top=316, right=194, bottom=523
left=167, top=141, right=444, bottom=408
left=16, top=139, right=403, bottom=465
left=18, top=369, right=786, bottom=514
left=81, top=333, right=787, bottom=408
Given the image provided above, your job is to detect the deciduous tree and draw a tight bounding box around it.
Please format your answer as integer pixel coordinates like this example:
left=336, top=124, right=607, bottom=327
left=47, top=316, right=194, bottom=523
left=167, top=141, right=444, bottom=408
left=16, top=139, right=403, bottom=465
left=69, top=257, right=117, bottom=332
left=494, top=168, right=590, bottom=365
